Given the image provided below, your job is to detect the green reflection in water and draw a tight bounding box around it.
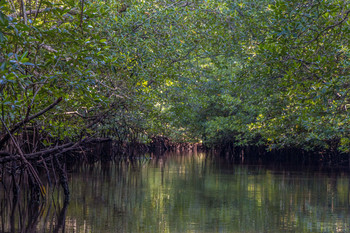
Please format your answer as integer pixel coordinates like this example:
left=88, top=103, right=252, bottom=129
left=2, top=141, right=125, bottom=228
left=65, top=153, right=350, bottom=233
left=1, top=152, right=350, bottom=232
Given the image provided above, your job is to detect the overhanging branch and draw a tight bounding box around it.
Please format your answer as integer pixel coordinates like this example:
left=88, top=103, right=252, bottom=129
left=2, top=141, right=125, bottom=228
left=0, top=97, right=62, bottom=148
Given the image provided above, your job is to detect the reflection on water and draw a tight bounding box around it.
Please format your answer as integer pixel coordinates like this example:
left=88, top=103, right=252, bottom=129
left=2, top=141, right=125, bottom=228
left=0, top=190, right=68, bottom=233
left=1, top=152, right=350, bottom=232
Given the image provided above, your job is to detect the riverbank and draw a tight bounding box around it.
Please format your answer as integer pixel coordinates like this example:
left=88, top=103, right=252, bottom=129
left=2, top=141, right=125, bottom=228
left=1, top=135, right=349, bottom=204
left=209, top=144, right=350, bottom=168
left=0, top=136, right=202, bottom=202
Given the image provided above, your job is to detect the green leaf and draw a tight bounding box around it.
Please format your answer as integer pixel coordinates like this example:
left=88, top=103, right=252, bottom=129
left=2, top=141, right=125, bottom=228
left=0, top=31, right=5, bottom=42
left=0, top=10, right=8, bottom=25
left=20, top=51, right=28, bottom=62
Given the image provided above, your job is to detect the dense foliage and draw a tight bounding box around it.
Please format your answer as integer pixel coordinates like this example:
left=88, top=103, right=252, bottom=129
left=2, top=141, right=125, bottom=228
left=0, top=0, right=349, bottom=154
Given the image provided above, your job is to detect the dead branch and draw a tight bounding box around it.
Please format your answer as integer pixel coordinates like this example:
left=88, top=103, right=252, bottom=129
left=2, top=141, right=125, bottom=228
left=41, top=44, right=57, bottom=53
left=64, top=111, right=86, bottom=118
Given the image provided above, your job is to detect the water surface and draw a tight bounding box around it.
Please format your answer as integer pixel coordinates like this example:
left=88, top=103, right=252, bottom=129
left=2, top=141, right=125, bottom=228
left=1, top=152, right=350, bottom=232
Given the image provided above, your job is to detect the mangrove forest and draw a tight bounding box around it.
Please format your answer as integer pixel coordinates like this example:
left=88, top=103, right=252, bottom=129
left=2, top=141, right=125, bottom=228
left=0, top=0, right=350, bottom=231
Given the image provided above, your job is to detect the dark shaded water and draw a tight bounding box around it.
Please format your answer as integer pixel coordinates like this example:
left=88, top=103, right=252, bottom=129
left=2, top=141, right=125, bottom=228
left=1, top=152, right=350, bottom=232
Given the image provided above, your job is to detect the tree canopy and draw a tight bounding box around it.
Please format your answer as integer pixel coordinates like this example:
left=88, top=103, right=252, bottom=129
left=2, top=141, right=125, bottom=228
left=0, top=0, right=349, bottom=154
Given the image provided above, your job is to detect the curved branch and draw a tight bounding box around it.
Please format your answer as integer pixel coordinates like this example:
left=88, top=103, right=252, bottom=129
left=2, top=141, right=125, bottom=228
left=307, top=9, right=350, bottom=44
left=0, top=97, right=62, bottom=149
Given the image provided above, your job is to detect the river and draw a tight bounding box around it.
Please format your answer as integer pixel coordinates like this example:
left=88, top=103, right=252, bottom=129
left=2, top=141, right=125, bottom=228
left=1, top=152, right=350, bottom=232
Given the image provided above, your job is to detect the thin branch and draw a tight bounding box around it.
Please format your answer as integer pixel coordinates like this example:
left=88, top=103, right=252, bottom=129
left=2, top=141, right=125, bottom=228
left=64, top=111, right=86, bottom=118
left=21, top=0, right=28, bottom=25
left=40, top=44, right=57, bottom=53
left=80, top=0, right=84, bottom=34
left=0, top=117, right=45, bottom=197
left=86, top=110, right=110, bottom=129
left=0, top=97, right=62, bottom=148
left=0, top=142, right=74, bottom=163
left=307, top=9, right=350, bottom=44
left=33, top=0, right=43, bottom=24
left=132, top=1, right=190, bottom=32
left=9, top=7, right=79, bottom=18
left=0, top=137, right=111, bottom=164
left=170, top=45, right=197, bottom=65
left=8, top=0, right=16, bottom=13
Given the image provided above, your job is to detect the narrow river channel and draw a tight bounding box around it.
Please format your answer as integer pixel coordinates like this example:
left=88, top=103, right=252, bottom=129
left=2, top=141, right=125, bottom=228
left=1, top=152, right=350, bottom=232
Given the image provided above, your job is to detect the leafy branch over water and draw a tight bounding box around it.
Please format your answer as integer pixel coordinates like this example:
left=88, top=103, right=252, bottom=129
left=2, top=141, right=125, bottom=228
left=0, top=0, right=349, bottom=197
